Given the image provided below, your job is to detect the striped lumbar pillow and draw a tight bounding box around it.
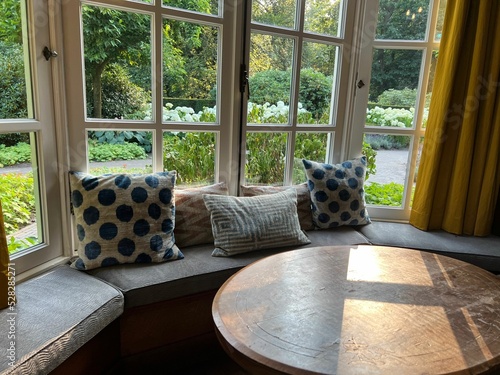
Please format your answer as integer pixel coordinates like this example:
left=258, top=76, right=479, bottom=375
left=203, top=189, right=310, bottom=257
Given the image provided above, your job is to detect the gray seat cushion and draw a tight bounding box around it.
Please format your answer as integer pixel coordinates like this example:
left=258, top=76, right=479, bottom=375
left=358, top=221, right=500, bottom=272
left=88, top=227, right=370, bottom=308
left=0, top=266, right=123, bottom=375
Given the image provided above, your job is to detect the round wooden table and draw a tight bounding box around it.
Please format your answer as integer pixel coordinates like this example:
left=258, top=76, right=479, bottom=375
left=212, top=245, right=500, bottom=374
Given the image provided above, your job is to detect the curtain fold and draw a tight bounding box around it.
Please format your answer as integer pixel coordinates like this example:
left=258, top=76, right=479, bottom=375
left=1, top=199, right=10, bottom=309
left=410, top=0, right=500, bottom=236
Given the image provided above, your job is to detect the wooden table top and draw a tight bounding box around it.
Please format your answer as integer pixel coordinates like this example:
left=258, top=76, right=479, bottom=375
left=212, top=245, right=500, bottom=375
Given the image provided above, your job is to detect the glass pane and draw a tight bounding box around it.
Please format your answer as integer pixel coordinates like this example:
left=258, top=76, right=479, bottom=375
left=245, top=132, right=287, bottom=185
left=162, top=19, right=218, bottom=124
left=435, top=0, right=447, bottom=41
left=304, top=0, right=343, bottom=37
left=410, top=136, right=424, bottom=206
left=367, top=49, right=423, bottom=128
left=0, top=132, right=42, bottom=254
left=298, top=42, right=338, bottom=125
left=82, top=5, right=152, bottom=120
left=292, top=132, right=330, bottom=183
left=163, top=131, right=216, bottom=186
left=375, top=0, right=430, bottom=40
left=422, top=50, right=438, bottom=128
left=251, top=0, right=296, bottom=28
left=88, top=130, right=153, bottom=175
left=0, top=0, right=32, bottom=119
left=364, top=134, right=412, bottom=207
left=163, top=0, right=218, bottom=16
left=248, top=34, right=294, bottom=124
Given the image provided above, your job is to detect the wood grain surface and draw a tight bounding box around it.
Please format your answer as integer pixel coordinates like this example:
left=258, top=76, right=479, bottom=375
left=212, top=245, right=500, bottom=374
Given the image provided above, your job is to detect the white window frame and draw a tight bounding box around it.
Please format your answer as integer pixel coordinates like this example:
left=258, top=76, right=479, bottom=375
left=1, top=0, right=70, bottom=280
left=348, top=0, right=442, bottom=222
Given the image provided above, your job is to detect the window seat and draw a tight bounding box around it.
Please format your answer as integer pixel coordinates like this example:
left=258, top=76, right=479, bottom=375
left=0, top=266, right=123, bottom=375
left=1, top=222, right=499, bottom=374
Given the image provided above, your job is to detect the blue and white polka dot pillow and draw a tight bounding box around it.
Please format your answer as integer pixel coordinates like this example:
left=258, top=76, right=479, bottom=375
left=302, top=157, right=371, bottom=228
left=69, top=171, right=184, bottom=270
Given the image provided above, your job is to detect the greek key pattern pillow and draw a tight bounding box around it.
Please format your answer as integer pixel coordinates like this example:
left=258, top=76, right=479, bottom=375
left=69, top=171, right=183, bottom=270
left=174, top=183, right=228, bottom=247
left=203, top=189, right=311, bottom=257
left=303, top=157, right=371, bottom=228
left=240, top=183, right=314, bottom=231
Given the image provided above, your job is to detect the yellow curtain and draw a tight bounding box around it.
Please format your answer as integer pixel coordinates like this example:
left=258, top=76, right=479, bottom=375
left=1, top=199, right=11, bottom=309
left=410, top=0, right=500, bottom=236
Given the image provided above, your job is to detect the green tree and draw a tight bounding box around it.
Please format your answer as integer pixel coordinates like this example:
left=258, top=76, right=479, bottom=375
left=0, top=41, right=27, bottom=119
left=82, top=5, right=151, bottom=118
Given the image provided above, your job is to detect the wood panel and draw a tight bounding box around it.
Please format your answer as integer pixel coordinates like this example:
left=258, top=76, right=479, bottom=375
left=120, top=289, right=218, bottom=357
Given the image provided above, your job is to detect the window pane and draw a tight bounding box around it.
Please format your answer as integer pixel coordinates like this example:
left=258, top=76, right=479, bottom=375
left=435, top=0, right=447, bottom=41
left=422, top=50, right=438, bottom=128
left=163, top=0, right=219, bottom=16
left=163, top=131, right=216, bottom=186
left=298, top=42, right=338, bottom=125
left=304, top=0, right=343, bottom=37
left=87, top=130, right=153, bottom=175
left=245, top=132, right=287, bottom=185
left=82, top=5, right=152, bottom=120
left=0, top=0, right=32, bottom=120
left=364, top=134, right=412, bottom=207
left=367, top=49, right=422, bottom=128
left=292, top=132, right=330, bottom=183
left=162, top=19, right=218, bottom=124
left=248, top=34, right=294, bottom=124
left=375, top=0, right=430, bottom=40
left=0, top=132, right=42, bottom=254
left=252, top=0, right=296, bottom=28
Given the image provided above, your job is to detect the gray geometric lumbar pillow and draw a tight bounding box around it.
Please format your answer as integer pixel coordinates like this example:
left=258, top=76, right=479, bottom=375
left=203, top=189, right=311, bottom=257
left=69, top=171, right=183, bottom=270
left=302, top=157, right=371, bottom=228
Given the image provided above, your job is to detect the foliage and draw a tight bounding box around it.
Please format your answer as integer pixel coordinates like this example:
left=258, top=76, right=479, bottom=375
left=249, top=69, right=332, bottom=119
left=86, top=64, right=150, bottom=120
left=0, top=142, right=32, bottom=167
left=8, top=236, right=37, bottom=254
left=0, top=172, right=35, bottom=235
left=88, top=142, right=147, bottom=162
left=83, top=5, right=151, bottom=118
left=163, top=132, right=215, bottom=185
left=298, top=68, right=333, bottom=119
left=246, top=132, right=287, bottom=184
left=0, top=132, right=29, bottom=147
left=376, top=87, right=417, bottom=107
left=88, top=130, right=152, bottom=153
left=362, top=140, right=377, bottom=180
left=365, top=182, right=404, bottom=206
left=0, top=41, right=27, bottom=119
left=369, top=0, right=429, bottom=100
left=0, top=0, right=22, bottom=44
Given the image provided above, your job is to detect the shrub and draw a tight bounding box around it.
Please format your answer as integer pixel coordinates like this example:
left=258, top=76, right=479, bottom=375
left=0, top=132, right=29, bottom=147
left=88, top=130, right=152, bottom=153
left=163, top=132, right=215, bottom=185
left=0, top=172, right=35, bottom=235
left=0, top=142, right=32, bottom=167
left=365, top=182, right=404, bottom=206
left=376, top=87, right=417, bottom=107
left=0, top=41, right=28, bottom=119
left=249, top=69, right=332, bottom=119
left=88, top=142, right=147, bottom=162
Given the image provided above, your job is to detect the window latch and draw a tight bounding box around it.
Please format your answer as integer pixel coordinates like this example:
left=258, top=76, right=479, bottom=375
left=357, top=79, right=365, bottom=89
left=43, top=46, right=58, bottom=61
left=240, top=64, right=249, bottom=99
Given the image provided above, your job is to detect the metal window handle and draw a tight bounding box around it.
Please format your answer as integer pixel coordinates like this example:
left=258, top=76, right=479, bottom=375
left=43, top=46, right=58, bottom=61
left=357, top=80, right=365, bottom=89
